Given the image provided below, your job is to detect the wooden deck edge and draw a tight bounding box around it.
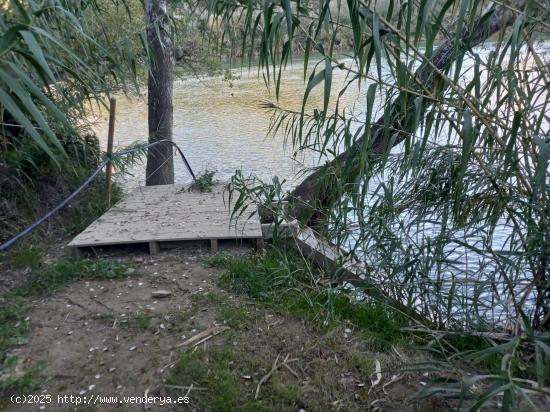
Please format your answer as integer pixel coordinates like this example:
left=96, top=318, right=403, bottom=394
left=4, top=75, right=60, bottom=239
left=291, top=225, right=420, bottom=319
left=69, top=234, right=263, bottom=249
left=260, top=220, right=299, bottom=240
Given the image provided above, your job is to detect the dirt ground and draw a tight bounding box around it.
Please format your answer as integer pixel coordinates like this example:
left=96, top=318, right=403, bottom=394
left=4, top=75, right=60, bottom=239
left=1, top=245, right=440, bottom=412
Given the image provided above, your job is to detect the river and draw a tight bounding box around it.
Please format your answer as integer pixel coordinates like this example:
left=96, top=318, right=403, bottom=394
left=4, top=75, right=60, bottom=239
left=90, top=43, right=549, bottom=327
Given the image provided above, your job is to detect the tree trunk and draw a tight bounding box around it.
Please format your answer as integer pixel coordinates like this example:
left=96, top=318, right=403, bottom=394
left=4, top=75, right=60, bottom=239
left=145, top=0, right=175, bottom=186
left=290, top=0, right=526, bottom=223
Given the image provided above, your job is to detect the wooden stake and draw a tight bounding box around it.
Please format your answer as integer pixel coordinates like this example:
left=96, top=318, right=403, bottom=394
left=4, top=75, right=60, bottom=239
left=105, top=98, right=116, bottom=207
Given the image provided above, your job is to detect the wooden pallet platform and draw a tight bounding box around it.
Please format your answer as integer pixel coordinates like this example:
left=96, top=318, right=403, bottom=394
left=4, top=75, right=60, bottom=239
left=68, top=184, right=263, bottom=254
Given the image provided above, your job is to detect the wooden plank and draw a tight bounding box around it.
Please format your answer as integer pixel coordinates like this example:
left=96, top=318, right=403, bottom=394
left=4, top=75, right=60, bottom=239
left=71, top=246, right=83, bottom=259
left=69, top=184, right=263, bottom=248
left=261, top=220, right=298, bottom=240
left=210, top=239, right=218, bottom=252
left=292, top=226, right=420, bottom=319
left=149, top=241, right=160, bottom=255
left=255, top=237, right=265, bottom=250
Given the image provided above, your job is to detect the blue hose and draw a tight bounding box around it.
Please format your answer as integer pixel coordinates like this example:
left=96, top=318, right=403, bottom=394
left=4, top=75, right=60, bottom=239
left=0, top=140, right=195, bottom=252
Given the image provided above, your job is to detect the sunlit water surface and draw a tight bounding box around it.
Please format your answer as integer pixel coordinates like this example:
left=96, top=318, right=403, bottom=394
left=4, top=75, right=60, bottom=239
left=90, top=42, right=549, bottom=326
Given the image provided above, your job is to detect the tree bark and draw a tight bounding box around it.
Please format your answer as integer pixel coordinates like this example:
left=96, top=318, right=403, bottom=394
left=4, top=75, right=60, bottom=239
left=145, top=0, right=175, bottom=186
left=290, top=0, right=526, bottom=222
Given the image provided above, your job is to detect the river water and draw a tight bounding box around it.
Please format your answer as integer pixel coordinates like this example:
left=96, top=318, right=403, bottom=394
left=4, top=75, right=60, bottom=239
left=89, top=51, right=392, bottom=188
left=90, top=43, right=549, bottom=326
left=91, top=43, right=549, bottom=188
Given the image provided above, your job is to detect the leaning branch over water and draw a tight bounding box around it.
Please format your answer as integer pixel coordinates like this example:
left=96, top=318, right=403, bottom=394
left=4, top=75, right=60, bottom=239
left=289, top=0, right=527, bottom=223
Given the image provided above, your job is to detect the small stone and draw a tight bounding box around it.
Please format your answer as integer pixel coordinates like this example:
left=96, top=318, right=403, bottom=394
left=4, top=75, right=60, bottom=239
left=95, top=374, right=101, bottom=379
left=109, top=367, right=116, bottom=372
left=129, top=346, right=136, bottom=351
left=88, top=384, right=96, bottom=391
left=241, top=375, right=252, bottom=380
left=79, top=390, right=86, bottom=395
left=151, top=290, right=172, bottom=298
left=126, top=268, right=136, bottom=275
left=344, top=328, right=352, bottom=334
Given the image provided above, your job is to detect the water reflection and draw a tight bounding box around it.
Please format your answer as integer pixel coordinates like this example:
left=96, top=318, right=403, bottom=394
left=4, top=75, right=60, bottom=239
left=89, top=43, right=549, bottom=326
left=90, top=55, right=366, bottom=188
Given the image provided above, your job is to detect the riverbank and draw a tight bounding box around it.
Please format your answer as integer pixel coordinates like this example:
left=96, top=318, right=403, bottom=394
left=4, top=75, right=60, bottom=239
left=2, top=232, right=549, bottom=411
left=1, top=241, right=445, bottom=411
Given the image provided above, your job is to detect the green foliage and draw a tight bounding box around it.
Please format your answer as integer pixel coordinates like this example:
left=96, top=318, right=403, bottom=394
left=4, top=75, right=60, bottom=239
left=64, top=182, right=123, bottom=234
left=218, top=247, right=409, bottom=348
left=204, top=252, right=234, bottom=268
left=0, top=297, right=28, bottom=354
left=5, top=245, right=41, bottom=269
left=188, top=169, right=217, bottom=192
left=0, top=132, right=126, bottom=244
left=10, top=259, right=128, bottom=298
left=167, top=348, right=241, bottom=411
left=167, top=345, right=306, bottom=411
left=0, top=357, right=44, bottom=396
left=219, top=305, right=253, bottom=329
left=0, top=0, right=141, bottom=162
left=209, top=0, right=550, bottom=408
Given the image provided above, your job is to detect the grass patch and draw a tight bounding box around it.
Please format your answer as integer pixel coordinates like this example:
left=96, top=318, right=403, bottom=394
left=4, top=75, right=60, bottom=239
left=166, top=347, right=240, bottom=411
left=10, top=259, right=128, bottom=299
left=204, top=252, right=233, bottom=268
left=219, top=305, right=253, bottom=329
left=216, top=247, right=409, bottom=349
left=191, top=290, right=225, bottom=306
left=3, top=245, right=42, bottom=269
left=188, top=169, right=216, bottom=193
left=166, top=346, right=303, bottom=412
left=0, top=357, right=45, bottom=399
left=343, top=351, right=375, bottom=376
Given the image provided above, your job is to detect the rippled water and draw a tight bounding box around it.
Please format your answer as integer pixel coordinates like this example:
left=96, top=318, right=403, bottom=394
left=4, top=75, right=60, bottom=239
left=89, top=43, right=549, bottom=325
left=91, top=54, right=366, bottom=188
left=91, top=43, right=549, bottom=190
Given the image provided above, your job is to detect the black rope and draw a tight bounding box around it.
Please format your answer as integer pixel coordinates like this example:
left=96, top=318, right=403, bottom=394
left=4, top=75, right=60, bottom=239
left=0, top=140, right=195, bottom=252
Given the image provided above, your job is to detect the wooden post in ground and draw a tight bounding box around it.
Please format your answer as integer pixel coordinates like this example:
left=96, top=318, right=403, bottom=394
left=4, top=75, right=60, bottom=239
left=210, top=239, right=219, bottom=252
left=105, top=98, right=116, bottom=208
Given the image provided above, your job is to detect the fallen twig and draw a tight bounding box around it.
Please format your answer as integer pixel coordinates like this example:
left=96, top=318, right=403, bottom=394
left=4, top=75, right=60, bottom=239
left=173, top=326, right=230, bottom=349
left=161, top=384, right=207, bottom=392
left=371, top=360, right=382, bottom=387
left=282, top=363, right=300, bottom=379
left=382, top=374, right=403, bottom=395
left=254, top=354, right=298, bottom=399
